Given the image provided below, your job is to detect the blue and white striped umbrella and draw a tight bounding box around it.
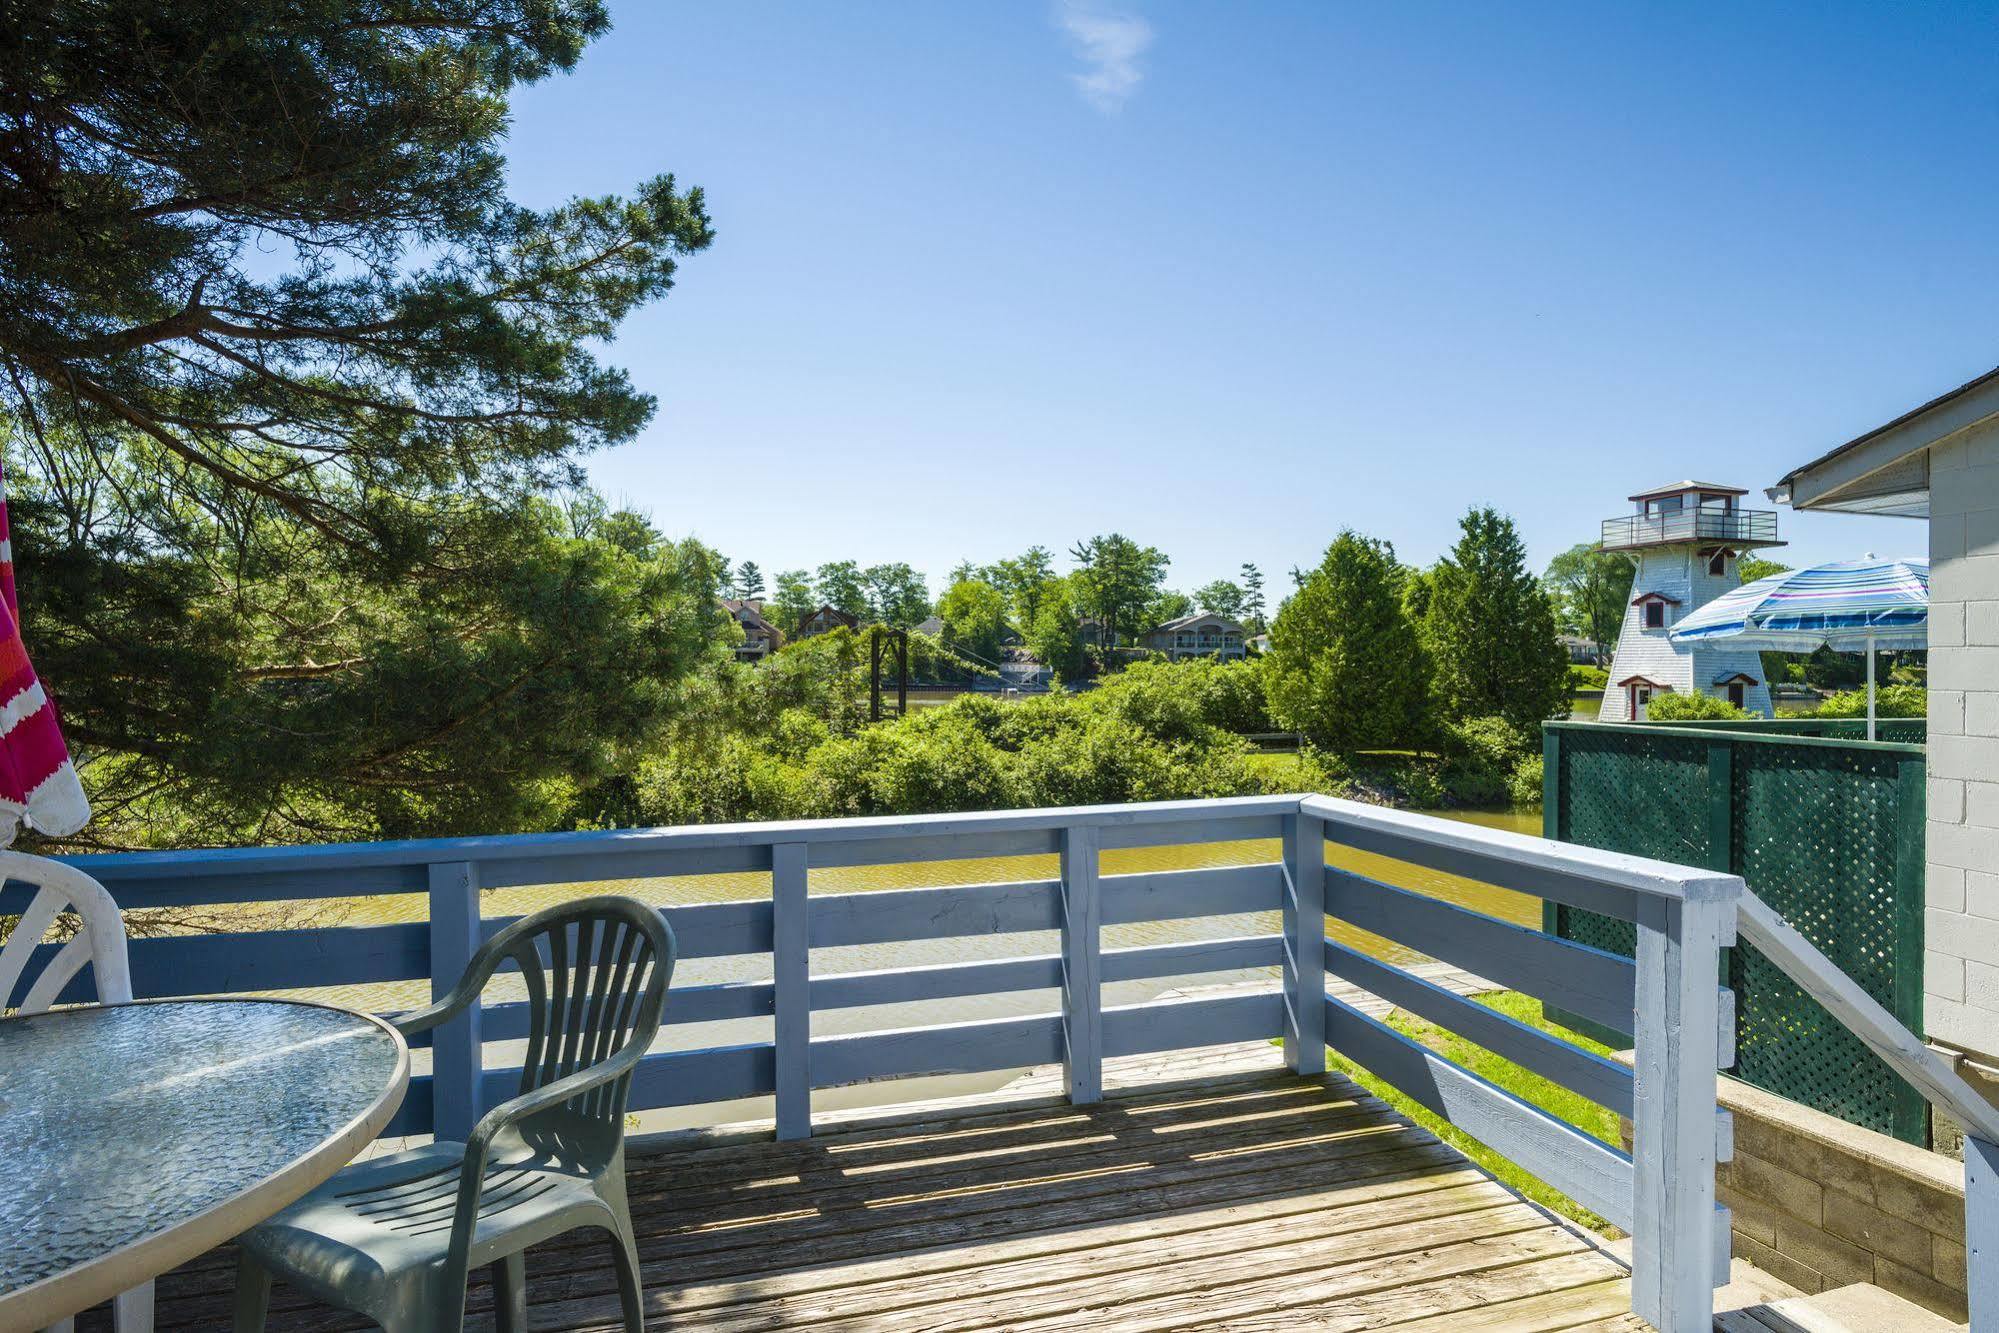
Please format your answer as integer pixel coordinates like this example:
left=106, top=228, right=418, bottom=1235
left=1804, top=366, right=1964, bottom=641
left=1669, top=556, right=1926, bottom=739
left=1668, top=557, right=1929, bottom=652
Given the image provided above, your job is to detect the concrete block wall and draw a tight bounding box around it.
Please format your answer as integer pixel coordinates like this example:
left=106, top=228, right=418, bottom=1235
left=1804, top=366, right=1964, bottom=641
left=1627, top=1075, right=1970, bottom=1322
left=1926, top=413, right=1999, bottom=1064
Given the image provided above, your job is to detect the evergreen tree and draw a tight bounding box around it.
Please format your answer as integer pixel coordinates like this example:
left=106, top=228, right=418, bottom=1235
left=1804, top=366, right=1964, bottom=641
left=1240, top=563, right=1267, bottom=632
left=735, top=561, right=766, bottom=600
left=1265, top=533, right=1430, bottom=752
left=0, top=3, right=716, bottom=845
left=1423, top=508, right=1571, bottom=736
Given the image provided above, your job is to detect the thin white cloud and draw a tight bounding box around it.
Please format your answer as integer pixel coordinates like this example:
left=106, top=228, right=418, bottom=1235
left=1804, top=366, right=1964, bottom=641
left=1055, top=1, right=1154, bottom=113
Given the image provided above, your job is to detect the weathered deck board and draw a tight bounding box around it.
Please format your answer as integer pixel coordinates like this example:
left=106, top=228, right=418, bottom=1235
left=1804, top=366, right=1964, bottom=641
left=124, top=1057, right=1642, bottom=1333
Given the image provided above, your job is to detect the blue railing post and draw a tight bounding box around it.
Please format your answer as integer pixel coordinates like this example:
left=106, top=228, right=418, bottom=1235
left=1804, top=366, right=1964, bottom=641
left=772, top=842, right=811, bottom=1140
left=426, top=860, right=482, bottom=1142
left=1630, top=884, right=1738, bottom=1332
left=1968, top=1135, right=1996, bottom=1331
left=1283, top=811, right=1326, bottom=1075
left=1059, top=825, right=1103, bottom=1104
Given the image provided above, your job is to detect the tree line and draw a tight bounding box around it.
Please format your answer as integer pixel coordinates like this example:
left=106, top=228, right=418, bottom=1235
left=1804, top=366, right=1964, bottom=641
left=1264, top=507, right=1571, bottom=783
left=720, top=540, right=1271, bottom=673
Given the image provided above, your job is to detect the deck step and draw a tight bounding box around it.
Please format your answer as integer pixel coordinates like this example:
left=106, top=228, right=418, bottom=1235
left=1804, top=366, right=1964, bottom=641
left=1715, top=1282, right=1967, bottom=1332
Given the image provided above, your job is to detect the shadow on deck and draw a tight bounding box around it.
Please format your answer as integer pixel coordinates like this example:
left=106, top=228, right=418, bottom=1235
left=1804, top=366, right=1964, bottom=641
left=132, top=1060, right=1644, bottom=1332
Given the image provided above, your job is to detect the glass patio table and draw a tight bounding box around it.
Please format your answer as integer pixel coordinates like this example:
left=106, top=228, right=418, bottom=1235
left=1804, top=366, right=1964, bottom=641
left=0, top=998, right=408, bottom=1330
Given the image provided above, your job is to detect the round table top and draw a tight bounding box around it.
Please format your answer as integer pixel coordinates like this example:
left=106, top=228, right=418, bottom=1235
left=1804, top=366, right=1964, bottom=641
left=0, top=998, right=408, bottom=1328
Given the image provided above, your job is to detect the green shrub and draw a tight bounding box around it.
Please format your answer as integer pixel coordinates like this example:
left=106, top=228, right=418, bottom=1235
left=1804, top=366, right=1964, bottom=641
left=1391, top=763, right=1448, bottom=809
left=867, top=722, right=1010, bottom=813
left=1644, top=691, right=1751, bottom=721
left=1507, top=755, right=1545, bottom=807
left=1444, top=715, right=1528, bottom=767
left=1439, top=759, right=1510, bottom=807
left=1812, top=684, right=1925, bottom=719
left=1084, top=658, right=1273, bottom=741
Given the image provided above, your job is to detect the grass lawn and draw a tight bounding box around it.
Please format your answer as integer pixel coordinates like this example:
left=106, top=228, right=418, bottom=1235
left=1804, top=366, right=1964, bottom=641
left=1244, top=751, right=1311, bottom=784
left=1323, top=991, right=1627, bottom=1233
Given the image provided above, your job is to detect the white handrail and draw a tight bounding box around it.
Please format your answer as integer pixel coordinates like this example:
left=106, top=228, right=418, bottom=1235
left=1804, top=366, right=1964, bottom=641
left=1301, top=794, right=1741, bottom=903
left=1734, top=888, right=1999, bottom=1143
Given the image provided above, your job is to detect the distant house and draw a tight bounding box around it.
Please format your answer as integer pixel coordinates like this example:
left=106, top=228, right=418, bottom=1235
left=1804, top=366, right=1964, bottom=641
left=797, top=604, right=861, bottom=638
left=1247, top=633, right=1271, bottom=655
left=721, top=598, right=783, bottom=661
left=1558, top=633, right=1605, bottom=665
left=1077, top=618, right=1108, bottom=648
left=913, top=615, right=945, bottom=637
left=1143, top=613, right=1247, bottom=661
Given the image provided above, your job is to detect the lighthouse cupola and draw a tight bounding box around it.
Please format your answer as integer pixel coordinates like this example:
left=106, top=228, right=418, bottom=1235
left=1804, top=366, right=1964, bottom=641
left=1598, top=481, right=1786, bottom=723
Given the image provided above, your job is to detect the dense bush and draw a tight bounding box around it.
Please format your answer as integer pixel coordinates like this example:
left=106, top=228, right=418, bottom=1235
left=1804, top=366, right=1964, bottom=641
left=1813, top=684, right=1926, bottom=719
left=627, top=651, right=1563, bottom=828
left=1444, top=715, right=1529, bottom=768
left=625, top=661, right=1278, bottom=827
left=1643, top=692, right=1752, bottom=721
left=1507, top=756, right=1545, bottom=808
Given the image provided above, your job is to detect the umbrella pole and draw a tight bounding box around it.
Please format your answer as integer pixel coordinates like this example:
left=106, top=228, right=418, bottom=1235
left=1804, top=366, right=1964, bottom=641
left=1866, top=631, right=1876, bottom=742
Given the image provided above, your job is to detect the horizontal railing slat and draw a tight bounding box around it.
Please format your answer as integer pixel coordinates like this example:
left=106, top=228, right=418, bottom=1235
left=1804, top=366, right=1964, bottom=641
left=454, top=934, right=1286, bottom=1048
left=1328, top=870, right=1636, bottom=1034
left=813, top=955, right=1060, bottom=1010
left=474, top=899, right=771, bottom=963
left=1101, top=863, right=1282, bottom=924
left=811, top=1013, right=1065, bottom=1086
left=573, top=1042, right=777, bottom=1110
left=809, top=880, right=1059, bottom=947
left=1322, top=940, right=1634, bottom=1116
left=1322, top=991, right=1635, bottom=1230
left=805, top=865, right=1280, bottom=950
left=1103, top=990, right=1283, bottom=1057
left=121, top=922, right=426, bottom=1001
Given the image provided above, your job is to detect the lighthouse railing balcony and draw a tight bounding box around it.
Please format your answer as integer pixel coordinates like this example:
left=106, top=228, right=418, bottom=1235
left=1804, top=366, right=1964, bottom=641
left=1600, top=507, right=1779, bottom=551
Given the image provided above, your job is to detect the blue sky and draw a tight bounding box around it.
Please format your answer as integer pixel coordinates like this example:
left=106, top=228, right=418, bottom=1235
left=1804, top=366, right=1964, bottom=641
left=504, top=2, right=1997, bottom=595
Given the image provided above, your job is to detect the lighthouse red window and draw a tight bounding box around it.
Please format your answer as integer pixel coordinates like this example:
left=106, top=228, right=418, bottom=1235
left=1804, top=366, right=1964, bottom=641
left=1631, top=591, right=1680, bottom=630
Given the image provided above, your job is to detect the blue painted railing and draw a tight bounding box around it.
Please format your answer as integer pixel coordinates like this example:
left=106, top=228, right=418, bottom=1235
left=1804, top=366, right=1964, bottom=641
left=22, top=794, right=1752, bottom=1332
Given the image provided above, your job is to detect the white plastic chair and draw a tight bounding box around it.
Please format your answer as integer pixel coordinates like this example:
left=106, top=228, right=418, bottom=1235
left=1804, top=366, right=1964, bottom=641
left=0, top=849, right=153, bottom=1333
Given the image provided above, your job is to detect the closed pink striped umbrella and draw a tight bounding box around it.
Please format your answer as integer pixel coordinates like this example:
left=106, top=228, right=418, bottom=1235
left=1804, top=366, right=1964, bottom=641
left=0, top=465, right=89, bottom=842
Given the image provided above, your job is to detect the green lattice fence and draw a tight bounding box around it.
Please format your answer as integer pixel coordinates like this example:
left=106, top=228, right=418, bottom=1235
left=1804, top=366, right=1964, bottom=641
left=1542, top=721, right=1929, bottom=1144
left=1641, top=717, right=1927, bottom=745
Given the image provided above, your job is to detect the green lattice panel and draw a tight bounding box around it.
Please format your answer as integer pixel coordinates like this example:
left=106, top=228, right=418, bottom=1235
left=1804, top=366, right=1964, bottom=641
left=1545, top=724, right=1927, bottom=1143
left=1730, top=741, right=1926, bottom=1140
left=1547, top=727, right=1711, bottom=1004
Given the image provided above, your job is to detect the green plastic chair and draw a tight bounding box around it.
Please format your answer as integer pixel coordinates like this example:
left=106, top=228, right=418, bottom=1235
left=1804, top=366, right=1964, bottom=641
left=231, top=896, right=675, bottom=1333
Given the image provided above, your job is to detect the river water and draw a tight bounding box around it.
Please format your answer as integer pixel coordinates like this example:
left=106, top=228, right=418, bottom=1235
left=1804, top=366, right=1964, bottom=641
left=285, top=806, right=1543, bottom=1127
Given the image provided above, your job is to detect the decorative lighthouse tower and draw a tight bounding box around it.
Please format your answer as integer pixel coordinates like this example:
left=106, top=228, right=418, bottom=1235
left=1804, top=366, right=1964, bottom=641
left=1598, top=481, right=1785, bottom=722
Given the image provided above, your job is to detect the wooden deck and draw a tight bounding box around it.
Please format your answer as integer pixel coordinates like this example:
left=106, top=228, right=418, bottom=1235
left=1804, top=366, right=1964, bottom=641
left=129, top=1053, right=1647, bottom=1332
